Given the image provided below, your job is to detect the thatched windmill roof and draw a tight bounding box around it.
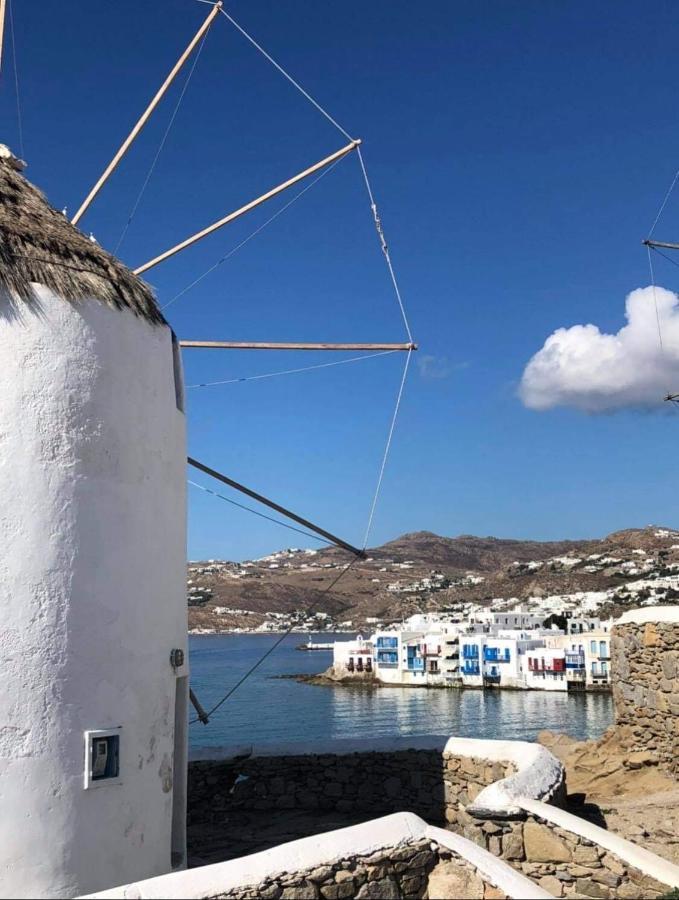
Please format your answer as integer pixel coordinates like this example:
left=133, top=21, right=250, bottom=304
left=0, top=145, right=165, bottom=325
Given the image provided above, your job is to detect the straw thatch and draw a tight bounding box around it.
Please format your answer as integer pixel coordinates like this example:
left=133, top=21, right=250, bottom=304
left=0, top=147, right=165, bottom=325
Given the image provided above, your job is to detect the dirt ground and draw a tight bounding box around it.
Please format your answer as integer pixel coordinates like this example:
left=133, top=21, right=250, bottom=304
left=538, top=727, right=679, bottom=866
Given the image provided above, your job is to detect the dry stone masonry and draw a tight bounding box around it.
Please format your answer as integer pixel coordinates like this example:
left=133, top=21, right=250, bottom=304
left=203, top=839, right=507, bottom=900
left=611, top=618, right=679, bottom=776
left=188, top=749, right=514, bottom=830
left=448, top=812, right=672, bottom=899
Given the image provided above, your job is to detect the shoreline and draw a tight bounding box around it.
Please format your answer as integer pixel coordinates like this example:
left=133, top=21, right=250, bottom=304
left=279, top=671, right=611, bottom=694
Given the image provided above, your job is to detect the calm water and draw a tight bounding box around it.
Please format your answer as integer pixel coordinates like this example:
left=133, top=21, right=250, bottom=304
left=188, top=633, right=614, bottom=750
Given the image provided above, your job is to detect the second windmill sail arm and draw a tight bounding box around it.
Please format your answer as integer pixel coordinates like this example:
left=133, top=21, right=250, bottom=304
left=187, top=456, right=368, bottom=559
left=179, top=341, right=417, bottom=351
left=642, top=238, right=679, bottom=251
left=134, top=140, right=361, bottom=275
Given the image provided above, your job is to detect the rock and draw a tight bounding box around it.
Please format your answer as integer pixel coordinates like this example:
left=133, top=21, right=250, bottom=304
left=601, top=854, right=625, bottom=876
left=523, top=822, right=572, bottom=863
left=629, top=872, right=671, bottom=895
left=488, top=836, right=502, bottom=857
left=281, top=883, right=319, bottom=900
left=482, top=822, right=503, bottom=835
left=320, top=884, right=355, bottom=900
left=400, top=873, right=423, bottom=895
left=538, top=875, right=564, bottom=897
left=643, top=624, right=660, bottom=647
left=427, top=861, right=484, bottom=900
left=574, top=844, right=600, bottom=865
left=502, top=828, right=524, bottom=861
left=591, top=871, right=620, bottom=888
left=253, top=885, right=282, bottom=900
left=568, top=865, right=595, bottom=877
left=334, top=871, right=354, bottom=884
left=661, top=652, right=676, bottom=680
left=574, top=878, right=610, bottom=898
left=625, top=751, right=655, bottom=769
left=615, top=884, right=642, bottom=900
left=308, top=867, right=333, bottom=883
left=355, top=877, right=400, bottom=899
left=483, top=886, right=506, bottom=899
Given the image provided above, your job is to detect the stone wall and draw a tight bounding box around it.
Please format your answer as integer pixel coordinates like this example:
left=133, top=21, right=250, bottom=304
left=610, top=619, right=679, bottom=776
left=203, top=839, right=507, bottom=900
left=443, top=811, right=672, bottom=899
left=188, top=749, right=514, bottom=829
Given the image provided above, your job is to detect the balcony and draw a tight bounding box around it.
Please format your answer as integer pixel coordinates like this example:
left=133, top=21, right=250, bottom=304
left=462, top=646, right=479, bottom=659
left=462, top=664, right=480, bottom=676
left=484, top=649, right=510, bottom=663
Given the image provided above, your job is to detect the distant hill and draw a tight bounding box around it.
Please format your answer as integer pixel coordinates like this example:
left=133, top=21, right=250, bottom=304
left=187, top=526, right=679, bottom=632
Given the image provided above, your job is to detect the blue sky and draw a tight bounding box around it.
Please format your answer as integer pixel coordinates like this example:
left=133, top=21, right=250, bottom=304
left=4, top=0, right=679, bottom=560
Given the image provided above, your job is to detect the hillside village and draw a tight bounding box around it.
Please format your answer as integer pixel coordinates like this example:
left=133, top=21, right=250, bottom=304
left=187, top=525, right=679, bottom=635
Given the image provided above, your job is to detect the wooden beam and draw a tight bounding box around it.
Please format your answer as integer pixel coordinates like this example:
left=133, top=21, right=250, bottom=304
left=188, top=456, right=367, bottom=559
left=134, top=139, right=361, bottom=275
left=189, top=688, right=209, bottom=725
left=71, top=1, right=222, bottom=226
left=643, top=239, right=679, bottom=251
left=179, top=341, right=417, bottom=351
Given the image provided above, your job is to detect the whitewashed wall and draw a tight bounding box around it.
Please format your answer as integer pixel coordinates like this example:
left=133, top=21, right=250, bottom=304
left=0, top=288, right=187, bottom=898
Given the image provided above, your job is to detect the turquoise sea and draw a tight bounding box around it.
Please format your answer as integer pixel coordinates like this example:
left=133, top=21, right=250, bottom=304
left=188, top=633, right=614, bottom=750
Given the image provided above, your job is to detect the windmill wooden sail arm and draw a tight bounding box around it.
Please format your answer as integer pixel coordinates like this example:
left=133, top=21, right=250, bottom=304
left=179, top=340, right=417, bottom=351
left=642, top=238, right=679, bottom=251
left=188, top=456, right=368, bottom=559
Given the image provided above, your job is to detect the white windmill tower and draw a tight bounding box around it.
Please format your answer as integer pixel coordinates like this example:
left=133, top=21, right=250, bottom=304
left=0, top=145, right=189, bottom=898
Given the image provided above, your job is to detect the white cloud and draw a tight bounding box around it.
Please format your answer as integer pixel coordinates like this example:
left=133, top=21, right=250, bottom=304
left=519, top=286, right=679, bottom=413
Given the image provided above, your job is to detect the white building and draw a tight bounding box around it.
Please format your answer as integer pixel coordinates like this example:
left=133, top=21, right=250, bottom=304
left=332, top=636, right=374, bottom=675
left=546, top=629, right=612, bottom=689
left=460, top=631, right=550, bottom=688
left=524, top=648, right=568, bottom=691
left=0, top=147, right=188, bottom=898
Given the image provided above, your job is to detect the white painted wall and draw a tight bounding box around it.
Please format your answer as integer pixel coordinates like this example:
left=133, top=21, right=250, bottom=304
left=0, top=288, right=187, bottom=898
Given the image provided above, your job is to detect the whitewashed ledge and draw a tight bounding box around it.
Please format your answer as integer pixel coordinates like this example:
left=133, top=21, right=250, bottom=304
left=82, top=812, right=551, bottom=900
left=519, top=798, right=679, bottom=890
left=616, top=604, right=679, bottom=625
left=190, top=734, right=565, bottom=818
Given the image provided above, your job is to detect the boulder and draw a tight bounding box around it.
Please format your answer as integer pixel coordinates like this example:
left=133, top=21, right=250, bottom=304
left=523, top=822, right=572, bottom=863
left=427, top=861, right=484, bottom=900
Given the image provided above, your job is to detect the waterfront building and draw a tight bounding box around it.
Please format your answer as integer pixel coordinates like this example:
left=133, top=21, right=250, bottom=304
left=332, top=635, right=374, bottom=674
left=523, top=648, right=568, bottom=691
left=460, top=631, right=552, bottom=688
left=546, top=628, right=612, bottom=689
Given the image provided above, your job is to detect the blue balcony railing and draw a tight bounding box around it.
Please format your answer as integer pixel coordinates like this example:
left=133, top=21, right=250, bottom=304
left=462, top=663, right=480, bottom=675
left=462, top=645, right=479, bottom=659
left=376, top=636, right=398, bottom=649
left=484, top=648, right=510, bottom=663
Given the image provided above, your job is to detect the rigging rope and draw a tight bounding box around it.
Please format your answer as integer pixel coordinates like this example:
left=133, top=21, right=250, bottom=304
left=184, top=5, right=416, bottom=717
left=217, top=7, right=354, bottom=143
left=161, top=156, right=344, bottom=310
left=648, top=167, right=679, bottom=239
left=362, top=347, right=412, bottom=549
left=8, top=0, right=23, bottom=159
left=189, top=556, right=358, bottom=725
left=356, top=146, right=414, bottom=344
left=114, top=27, right=210, bottom=254
left=189, top=479, right=334, bottom=546
left=186, top=349, right=398, bottom=388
